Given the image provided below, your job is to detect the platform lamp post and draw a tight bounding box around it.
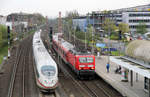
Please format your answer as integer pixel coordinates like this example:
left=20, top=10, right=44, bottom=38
left=107, top=12, right=114, bottom=67
left=92, top=12, right=95, bottom=55
left=49, top=27, right=53, bottom=48
left=107, top=29, right=111, bottom=65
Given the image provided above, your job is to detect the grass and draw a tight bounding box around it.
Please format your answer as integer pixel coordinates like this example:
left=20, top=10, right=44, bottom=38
left=101, top=50, right=124, bottom=56
left=0, top=45, right=8, bottom=64
left=111, top=51, right=124, bottom=56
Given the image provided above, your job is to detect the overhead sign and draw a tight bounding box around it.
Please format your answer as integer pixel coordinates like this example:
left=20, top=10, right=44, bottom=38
left=96, top=43, right=106, bottom=48
left=102, top=48, right=117, bottom=52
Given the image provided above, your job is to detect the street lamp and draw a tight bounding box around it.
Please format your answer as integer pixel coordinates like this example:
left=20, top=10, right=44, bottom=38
left=108, top=28, right=111, bottom=65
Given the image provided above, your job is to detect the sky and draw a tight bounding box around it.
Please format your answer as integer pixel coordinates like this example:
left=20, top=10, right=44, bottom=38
left=0, top=0, right=150, bottom=18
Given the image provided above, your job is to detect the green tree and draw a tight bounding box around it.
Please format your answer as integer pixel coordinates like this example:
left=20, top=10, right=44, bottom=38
left=64, top=10, right=79, bottom=40
left=101, top=10, right=111, bottom=14
left=0, top=25, right=7, bottom=47
left=65, top=10, right=79, bottom=18
left=118, top=23, right=129, bottom=34
left=86, top=24, right=93, bottom=42
left=75, top=25, right=81, bottom=32
left=0, top=29, right=2, bottom=48
left=136, top=22, right=147, bottom=34
left=102, top=18, right=117, bottom=35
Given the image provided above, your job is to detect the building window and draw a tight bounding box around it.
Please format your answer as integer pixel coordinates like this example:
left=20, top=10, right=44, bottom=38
left=129, top=19, right=150, bottom=23
left=129, top=25, right=150, bottom=29
left=129, top=13, right=150, bottom=17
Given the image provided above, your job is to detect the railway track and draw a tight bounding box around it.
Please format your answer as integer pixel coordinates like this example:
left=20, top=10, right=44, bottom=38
left=47, top=40, right=122, bottom=97
left=0, top=44, right=18, bottom=97
left=40, top=92, right=58, bottom=97
left=47, top=44, right=101, bottom=97
left=7, top=35, right=38, bottom=97
left=7, top=42, right=24, bottom=97
left=81, top=80, right=111, bottom=97
left=57, top=54, right=122, bottom=97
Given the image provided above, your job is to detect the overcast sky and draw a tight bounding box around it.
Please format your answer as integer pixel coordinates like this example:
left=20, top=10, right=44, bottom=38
left=0, top=0, right=150, bottom=18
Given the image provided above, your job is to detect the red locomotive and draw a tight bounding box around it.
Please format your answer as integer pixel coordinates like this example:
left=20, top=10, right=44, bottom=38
left=52, top=33, right=95, bottom=78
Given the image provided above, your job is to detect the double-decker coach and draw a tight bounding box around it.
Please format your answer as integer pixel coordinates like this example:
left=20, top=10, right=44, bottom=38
left=52, top=33, right=95, bottom=79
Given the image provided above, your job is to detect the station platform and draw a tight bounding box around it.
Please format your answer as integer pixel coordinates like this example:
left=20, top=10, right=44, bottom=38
left=95, top=56, right=148, bottom=97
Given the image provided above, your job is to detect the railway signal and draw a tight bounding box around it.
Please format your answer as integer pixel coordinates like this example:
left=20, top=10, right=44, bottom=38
left=49, top=27, right=53, bottom=42
left=7, top=26, right=11, bottom=58
left=118, top=30, right=122, bottom=40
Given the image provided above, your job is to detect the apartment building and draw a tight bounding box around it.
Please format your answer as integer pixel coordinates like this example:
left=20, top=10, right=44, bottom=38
left=122, top=11, right=150, bottom=33
left=73, top=4, right=150, bottom=34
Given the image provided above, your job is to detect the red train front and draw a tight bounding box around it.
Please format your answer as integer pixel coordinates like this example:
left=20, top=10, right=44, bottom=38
left=52, top=33, right=95, bottom=79
left=66, top=50, right=95, bottom=78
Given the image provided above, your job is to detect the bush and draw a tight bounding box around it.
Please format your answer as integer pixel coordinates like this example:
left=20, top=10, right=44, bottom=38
left=110, top=34, right=118, bottom=40
left=0, top=25, right=7, bottom=47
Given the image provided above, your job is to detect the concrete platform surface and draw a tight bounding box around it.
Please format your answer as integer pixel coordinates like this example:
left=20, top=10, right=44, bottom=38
left=95, top=56, right=148, bottom=97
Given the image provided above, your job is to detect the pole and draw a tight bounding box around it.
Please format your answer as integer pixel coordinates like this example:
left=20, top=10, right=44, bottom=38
left=74, top=28, right=75, bottom=47
left=149, top=78, right=150, bottom=97
left=85, top=14, right=88, bottom=50
left=46, top=16, right=48, bottom=32
left=130, top=70, right=133, bottom=86
left=136, top=73, right=138, bottom=82
left=106, top=13, right=109, bottom=64
left=108, top=29, right=110, bottom=64
left=58, top=12, right=62, bottom=33
left=85, top=28, right=86, bottom=49
left=92, top=12, right=94, bottom=54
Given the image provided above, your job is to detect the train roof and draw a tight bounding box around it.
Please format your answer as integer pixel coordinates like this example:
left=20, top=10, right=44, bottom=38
left=70, top=49, right=93, bottom=55
left=53, top=33, right=93, bottom=55
left=33, top=30, right=57, bottom=68
left=53, top=33, right=74, bottom=51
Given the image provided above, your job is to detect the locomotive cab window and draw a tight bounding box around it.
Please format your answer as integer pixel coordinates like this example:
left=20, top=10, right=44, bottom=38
left=41, top=66, right=56, bottom=77
left=79, top=57, right=93, bottom=63
left=87, top=57, right=93, bottom=63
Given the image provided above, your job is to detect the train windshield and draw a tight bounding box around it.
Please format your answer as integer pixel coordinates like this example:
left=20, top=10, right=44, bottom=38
left=41, top=66, right=56, bottom=77
left=79, top=57, right=93, bottom=63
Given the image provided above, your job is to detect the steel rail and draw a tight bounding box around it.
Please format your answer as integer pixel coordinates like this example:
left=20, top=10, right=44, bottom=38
left=93, top=81, right=111, bottom=97
left=22, top=52, right=26, bottom=97
left=81, top=82, right=99, bottom=97
left=7, top=36, right=32, bottom=97
left=7, top=45, right=23, bottom=97
left=55, top=55, right=95, bottom=97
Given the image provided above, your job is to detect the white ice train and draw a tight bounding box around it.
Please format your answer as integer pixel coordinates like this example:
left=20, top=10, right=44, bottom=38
left=32, top=30, right=58, bottom=92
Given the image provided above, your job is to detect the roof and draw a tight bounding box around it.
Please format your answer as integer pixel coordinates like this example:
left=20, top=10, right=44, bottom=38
left=53, top=33, right=93, bottom=55
left=33, top=30, right=57, bottom=69
left=53, top=33, right=74, bottom=51
left=110, top=56, right=150, bottom=78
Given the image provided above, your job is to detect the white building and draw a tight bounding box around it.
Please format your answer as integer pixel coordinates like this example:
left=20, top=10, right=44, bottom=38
left=122, top=11, right=150, bottom=33
left=0, top=15, right=7, bottom=25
